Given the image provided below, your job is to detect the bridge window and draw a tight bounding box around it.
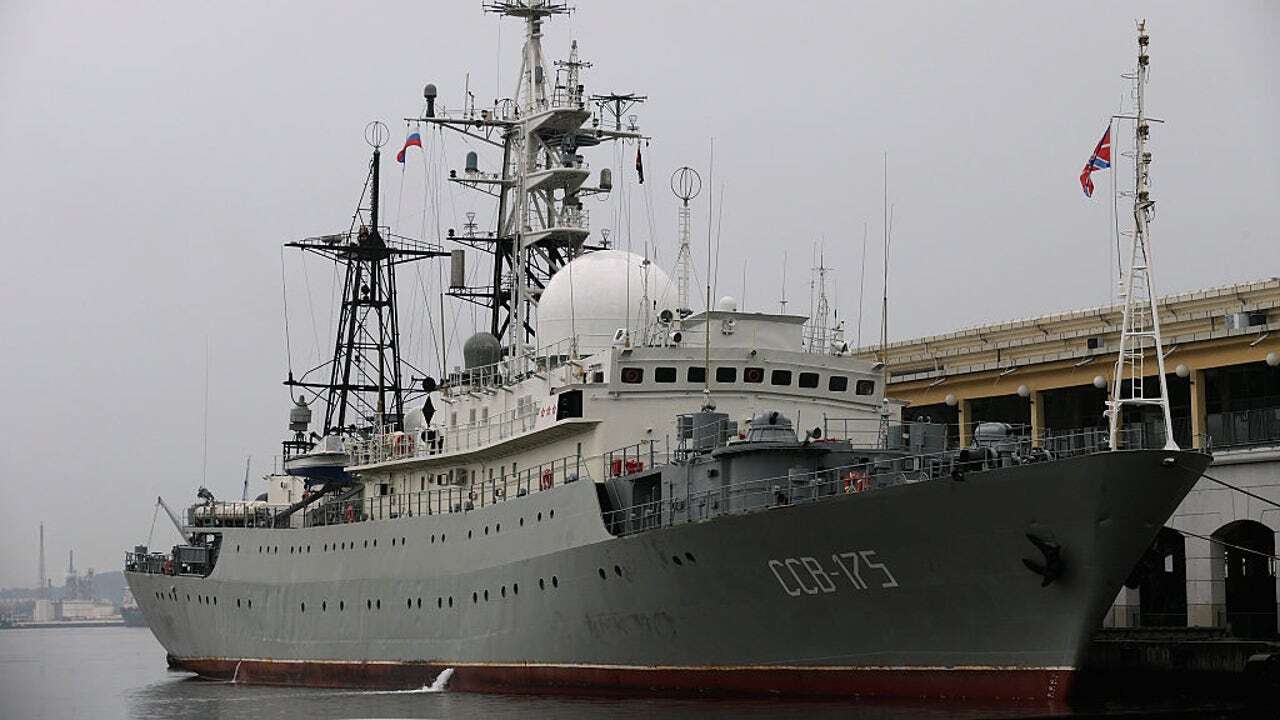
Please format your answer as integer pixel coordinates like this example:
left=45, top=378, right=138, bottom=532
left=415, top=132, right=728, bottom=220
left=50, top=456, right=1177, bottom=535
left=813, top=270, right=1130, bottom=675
left=856, top=379, right=876, bottom=395
left=829, top=375, right=849, bottom=392
left=798, top=372, right=819, bottom=389
left=654, top=367, right=677, bottom=383
left=744, top=367, right=765, bottom=384
left=687, top=366, right=706, bottom=383
left=715, top=367, right=737, bottom=383
left=770, top=370, right=792, bottom=386
left=620, top=367, right=644, bottom=384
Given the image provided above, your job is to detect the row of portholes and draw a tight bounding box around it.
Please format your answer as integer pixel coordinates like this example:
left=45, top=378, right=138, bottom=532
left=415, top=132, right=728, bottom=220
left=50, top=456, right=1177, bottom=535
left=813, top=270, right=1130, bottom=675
left=430, top=507, right=557, bottom=545
left=230, top=507, right=560, bottom=553
left=671, top=552, right=697, bottom=566
left=597, top=564, right=625, bottom=579
left=287, top=575, right=562, bottom=616
left=234, top=537, right=411, bottom=555
left=153, top=589, right=243, bottom=608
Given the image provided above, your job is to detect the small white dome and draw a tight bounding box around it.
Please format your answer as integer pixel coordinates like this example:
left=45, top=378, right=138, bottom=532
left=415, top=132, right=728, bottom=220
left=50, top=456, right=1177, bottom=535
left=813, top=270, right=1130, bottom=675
left=538, top=250, right=674, bottom=353
left=717, top=295, right=738, bottom=311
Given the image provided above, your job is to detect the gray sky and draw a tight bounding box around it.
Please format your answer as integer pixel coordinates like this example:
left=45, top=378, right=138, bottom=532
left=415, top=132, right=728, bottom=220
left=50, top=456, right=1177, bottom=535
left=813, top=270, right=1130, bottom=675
left=1, top=1, right=1276, bottom=587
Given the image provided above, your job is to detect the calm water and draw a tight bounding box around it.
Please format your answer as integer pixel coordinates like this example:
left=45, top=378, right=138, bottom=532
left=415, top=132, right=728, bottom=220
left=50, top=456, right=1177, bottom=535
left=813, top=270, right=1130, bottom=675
left=0, top=627, right=1256, bottom=720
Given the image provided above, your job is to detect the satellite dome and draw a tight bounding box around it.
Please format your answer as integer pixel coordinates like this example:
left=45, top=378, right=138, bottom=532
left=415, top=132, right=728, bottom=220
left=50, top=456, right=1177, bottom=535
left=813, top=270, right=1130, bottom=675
left=538, top=250, right=674, bottom=354
left=463, top=332, right=501, bottom=370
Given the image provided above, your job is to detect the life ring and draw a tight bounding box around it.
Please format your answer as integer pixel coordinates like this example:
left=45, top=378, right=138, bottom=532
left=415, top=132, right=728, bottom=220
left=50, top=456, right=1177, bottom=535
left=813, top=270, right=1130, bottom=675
left=162, top=559, right=174, bottom=575
left=539, top=468, right=554, bottom=491
left=845, top=470, right=867, bottom=494
left=344, top=503, right=355, bottom=523
left=393, top=433, right=414, bottom=456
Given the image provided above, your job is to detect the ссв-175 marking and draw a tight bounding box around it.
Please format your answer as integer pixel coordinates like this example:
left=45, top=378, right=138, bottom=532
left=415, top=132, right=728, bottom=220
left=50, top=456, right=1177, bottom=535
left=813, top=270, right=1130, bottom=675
left=768, top=550, right=899, bottom=597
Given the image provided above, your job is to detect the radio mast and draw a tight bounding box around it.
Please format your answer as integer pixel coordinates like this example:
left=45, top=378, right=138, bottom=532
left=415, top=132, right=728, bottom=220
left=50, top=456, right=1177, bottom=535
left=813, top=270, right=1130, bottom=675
left=1108, top=21, right=1177, bottom=451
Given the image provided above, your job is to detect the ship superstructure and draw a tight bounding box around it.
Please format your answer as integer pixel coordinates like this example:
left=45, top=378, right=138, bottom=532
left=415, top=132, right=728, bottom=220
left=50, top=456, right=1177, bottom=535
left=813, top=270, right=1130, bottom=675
left=124, top=9, right=1211, bottom=703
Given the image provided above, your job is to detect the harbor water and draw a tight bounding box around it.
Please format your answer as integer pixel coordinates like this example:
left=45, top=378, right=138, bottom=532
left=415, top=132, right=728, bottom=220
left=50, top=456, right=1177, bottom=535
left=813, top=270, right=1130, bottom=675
left=0, top=626, right=1258, bottom=720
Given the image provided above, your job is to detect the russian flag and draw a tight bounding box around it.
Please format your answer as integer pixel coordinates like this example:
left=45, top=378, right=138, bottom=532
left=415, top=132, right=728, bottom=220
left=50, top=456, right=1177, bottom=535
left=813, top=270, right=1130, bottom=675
left=396, top=130, right=422, bottom=163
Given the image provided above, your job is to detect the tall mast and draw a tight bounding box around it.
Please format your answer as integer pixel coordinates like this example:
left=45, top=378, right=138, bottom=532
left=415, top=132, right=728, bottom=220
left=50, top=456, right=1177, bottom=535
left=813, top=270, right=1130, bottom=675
left=284, top=122, right=447, bottom=448
left=671, top=166, right=702, bottom=317
left=421, top=1, right=643, bottom=375
left=1107, top=21, right=1177, bottom=451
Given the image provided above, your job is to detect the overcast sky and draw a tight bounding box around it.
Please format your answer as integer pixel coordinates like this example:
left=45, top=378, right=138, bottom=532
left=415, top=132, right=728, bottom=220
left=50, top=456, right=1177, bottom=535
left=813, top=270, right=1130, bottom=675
left=1, top=1, right=1276, bottom=588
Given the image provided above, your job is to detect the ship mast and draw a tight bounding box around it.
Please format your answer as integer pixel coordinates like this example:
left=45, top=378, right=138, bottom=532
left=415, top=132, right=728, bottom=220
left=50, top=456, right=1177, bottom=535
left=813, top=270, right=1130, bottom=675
left=1107, top=21, right=1177, bottom=451
left=420, top=1, right=643, bottom=378
left=671, top=166, right=702, bottom=317
left=284, top=122, right=447, bottom=444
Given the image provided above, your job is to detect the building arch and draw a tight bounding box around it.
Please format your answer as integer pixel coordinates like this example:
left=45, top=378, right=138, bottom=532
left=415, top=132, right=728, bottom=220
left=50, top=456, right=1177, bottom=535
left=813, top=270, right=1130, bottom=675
left=1129, top=527, right=1188, bottom=627
left=1212, top=519, right=1277, bottom=638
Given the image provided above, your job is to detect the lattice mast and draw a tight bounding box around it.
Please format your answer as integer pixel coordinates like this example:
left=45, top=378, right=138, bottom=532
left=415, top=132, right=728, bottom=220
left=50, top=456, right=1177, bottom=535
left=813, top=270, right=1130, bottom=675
left=671, top=166, right=702, bottom=317
left=422, top=1, right=643, bottom=375
left=1107, top=21, right=1177, bottom=451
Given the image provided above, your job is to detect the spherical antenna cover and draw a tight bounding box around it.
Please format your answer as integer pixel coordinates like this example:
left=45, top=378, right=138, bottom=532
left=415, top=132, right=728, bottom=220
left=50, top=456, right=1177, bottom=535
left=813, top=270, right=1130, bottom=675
left=423, top=83, right=438, bottom=99
left=670, top=166, right=702, bottom=203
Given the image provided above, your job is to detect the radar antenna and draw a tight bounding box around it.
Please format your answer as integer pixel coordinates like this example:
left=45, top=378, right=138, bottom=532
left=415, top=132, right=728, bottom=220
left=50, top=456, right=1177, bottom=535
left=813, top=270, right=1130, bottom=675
left=670, top=166, right=702, bottom=317
left=1107, top=21, right=1177, bottom=451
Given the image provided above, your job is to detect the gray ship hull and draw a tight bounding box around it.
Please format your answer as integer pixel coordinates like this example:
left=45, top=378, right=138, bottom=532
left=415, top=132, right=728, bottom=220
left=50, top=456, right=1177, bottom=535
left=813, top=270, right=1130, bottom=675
left=126, top=449, right=1207, bottom=700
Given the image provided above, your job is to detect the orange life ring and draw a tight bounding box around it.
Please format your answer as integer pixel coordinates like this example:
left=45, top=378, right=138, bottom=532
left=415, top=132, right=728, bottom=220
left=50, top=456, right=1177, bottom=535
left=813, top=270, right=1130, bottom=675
left=845, top=470, right=867, bottom=494
left=539, top=468, right=554, bottom=491
left=344, top=503, right=355, bottom=523
left=393, top=434, right=414, bottom=456
left=162, top=559, right=174, bottom=575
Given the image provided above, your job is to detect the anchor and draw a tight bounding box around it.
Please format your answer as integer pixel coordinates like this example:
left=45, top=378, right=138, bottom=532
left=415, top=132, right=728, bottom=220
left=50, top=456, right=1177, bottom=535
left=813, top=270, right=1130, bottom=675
left=1022, top=533, right=1064, bottom=587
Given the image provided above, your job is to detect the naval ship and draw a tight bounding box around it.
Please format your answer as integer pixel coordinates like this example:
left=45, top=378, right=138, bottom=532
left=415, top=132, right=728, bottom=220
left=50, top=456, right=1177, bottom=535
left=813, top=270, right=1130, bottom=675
left=124, top=4, right=1208, bottom=701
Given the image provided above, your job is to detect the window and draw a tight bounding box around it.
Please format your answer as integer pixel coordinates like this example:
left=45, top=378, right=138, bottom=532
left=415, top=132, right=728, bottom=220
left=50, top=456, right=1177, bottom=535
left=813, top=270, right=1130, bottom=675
left=829, top=375, right=849, bottom=392
left=770, top=369, right=792, bottom=386
left=687, top=366, right=706, bottom=383
left=620, top=367, right=644, bottom=384
left=654, top=367, right=677, bottom=383
left=744, top=367, right=764, bottom=384
left=715, top=367, right=737, bottom=383
left=856, top=379, right=876, bottom=395
left=798, top=372, right=819, bottom=389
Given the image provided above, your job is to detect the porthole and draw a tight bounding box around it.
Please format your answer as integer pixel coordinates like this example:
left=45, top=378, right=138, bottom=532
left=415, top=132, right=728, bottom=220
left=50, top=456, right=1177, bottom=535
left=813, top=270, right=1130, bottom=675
left=431, top=535, right=436, bottom=544
left=484, top=526, right=489, bottom=536
left=248, top=599, right=252, bottom=608
left=537, top=512, right=543, bottom=522
left=392, top=538, right=396, bottom=547
left=550, top=509, right=555, bottom=519
left=513, top=583, right=519, bottom=595
left=324, top=544, right=329, bottom=552
left=236, top=545, right=240, bottom=552
left=322, top=601, right=327, bottom=612
left=306, top=545, right=311, bottom=553
left=367, top=599, right=372, bottom=610
left=339, top=600, right=344, bottom=611
left=416, top=597, right=422, bottom=609
left=372, top=539, right=377, bottom=548
left=598, top=568, right=607, bottom=579
left=442, top=533, right=447, bottom=542
left=186, top=594, right=190, bottom=602
left=672, top=555, right=683, bottom=566
left=213, top=597, right=217, bottom=606
left=614, top=565, right=623, bottom=577
left=484, top=589, right=489, bottom=601
left=448, top=596, right=453, bottom=608
left=258, top=546, right=262, bottom=554
left=437, top=597, right=443, bottom=608
left=289, top=547, right=294, bottom=554
left=401, top=537, right=406, bottom=545
left=472, top=592, right=478, bottom=604
left=685, top=552, right=697, bottom=563
left=407, top=598, right=413, bottom=609
left=552, top=576, right=559, bottom=588
left=519, top=518, right=524, bottom=527
left=376, top=599, right=381, bottom=610
left=468, top=530, right=473, bottom=539
left=539, top=578, right=545, bottom=590
left=300, top=602, right=305, bottom=613
left=496, top=524, right=501, bottom=533
left=501, top=586, right=506, bottom=598
left=363, top=540, right=368, bottom=548
left=237, top=598, right=241, bottom=607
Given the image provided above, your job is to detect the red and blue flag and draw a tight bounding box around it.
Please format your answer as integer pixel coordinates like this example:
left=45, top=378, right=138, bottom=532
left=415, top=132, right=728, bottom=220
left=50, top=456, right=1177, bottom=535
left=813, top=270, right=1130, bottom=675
left=396, top=130, right=422, bottom=163
left=1079, top=125, right=1111, bottom=197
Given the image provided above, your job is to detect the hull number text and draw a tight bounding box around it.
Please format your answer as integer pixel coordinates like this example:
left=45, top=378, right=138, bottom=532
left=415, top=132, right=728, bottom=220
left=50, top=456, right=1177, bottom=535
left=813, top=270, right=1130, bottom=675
left=767, top=551, right=899, bottom=597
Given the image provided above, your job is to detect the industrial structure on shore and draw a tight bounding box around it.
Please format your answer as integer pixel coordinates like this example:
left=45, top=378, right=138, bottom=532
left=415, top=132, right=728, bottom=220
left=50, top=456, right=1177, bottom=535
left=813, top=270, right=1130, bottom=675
left=866, top=278, right=1280, bottom=638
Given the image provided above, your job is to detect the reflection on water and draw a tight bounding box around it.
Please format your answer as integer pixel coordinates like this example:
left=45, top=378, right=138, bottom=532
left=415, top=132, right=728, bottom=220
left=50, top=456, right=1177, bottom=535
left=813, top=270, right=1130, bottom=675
left=0, top=626, right=1255, bottom=720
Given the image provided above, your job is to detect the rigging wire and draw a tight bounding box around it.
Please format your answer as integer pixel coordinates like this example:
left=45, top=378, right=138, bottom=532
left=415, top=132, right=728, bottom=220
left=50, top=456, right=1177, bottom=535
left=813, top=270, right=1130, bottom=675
left=1171, top=526, right=1280, bottom=563
left=856, top=221, right=868, bottom=348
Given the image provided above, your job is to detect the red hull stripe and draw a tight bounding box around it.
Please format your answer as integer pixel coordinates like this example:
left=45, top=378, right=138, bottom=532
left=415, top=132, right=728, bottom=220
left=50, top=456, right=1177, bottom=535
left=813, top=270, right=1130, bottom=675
left=175, top=657, right=1073, bottom=702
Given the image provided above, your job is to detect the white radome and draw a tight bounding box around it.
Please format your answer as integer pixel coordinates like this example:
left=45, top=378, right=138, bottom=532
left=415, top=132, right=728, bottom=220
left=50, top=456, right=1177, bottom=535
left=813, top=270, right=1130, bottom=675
left=537, top=250, right=675, bottom=353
